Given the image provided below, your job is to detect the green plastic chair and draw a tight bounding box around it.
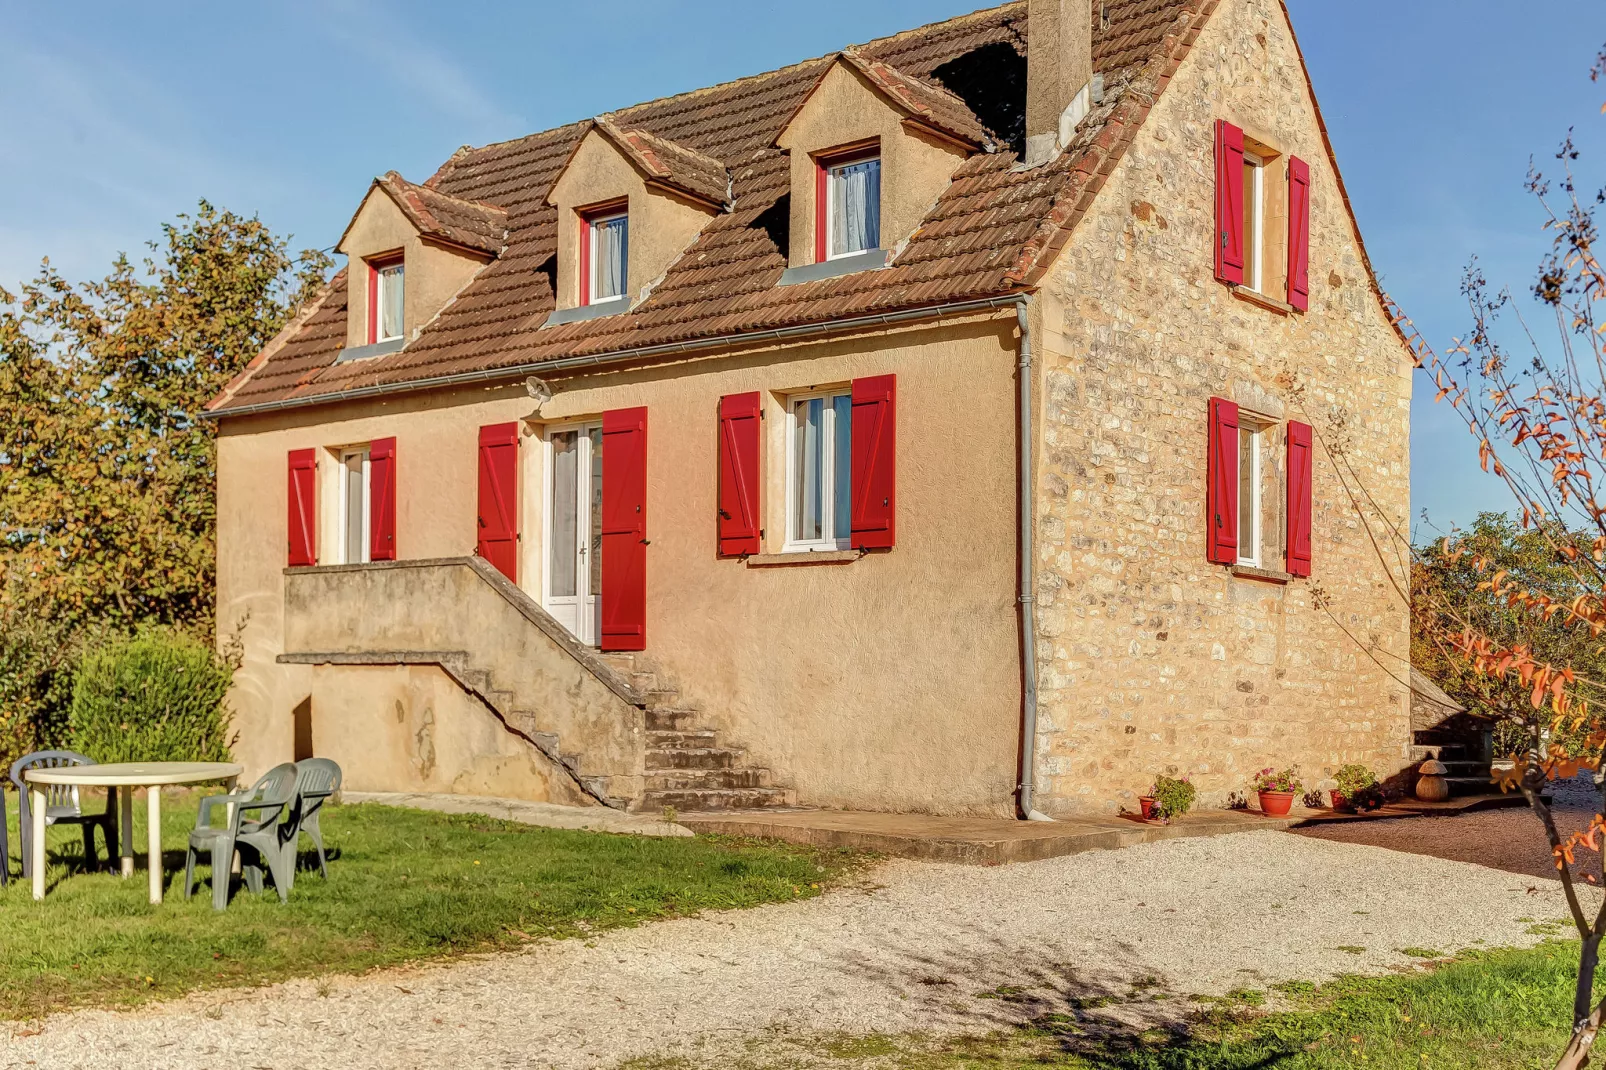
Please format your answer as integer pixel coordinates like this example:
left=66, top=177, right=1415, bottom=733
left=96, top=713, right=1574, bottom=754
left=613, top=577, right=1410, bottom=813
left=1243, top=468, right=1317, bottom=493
left=184, top=763, right=297, bottom=911
left=285, top=758, right=341, bottom=888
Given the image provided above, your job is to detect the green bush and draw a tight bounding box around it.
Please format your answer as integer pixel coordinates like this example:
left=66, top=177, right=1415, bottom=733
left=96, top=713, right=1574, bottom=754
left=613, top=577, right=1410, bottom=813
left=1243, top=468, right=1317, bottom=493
left=1148, top=774, right=1197, bottom=820
left=68, top=629, right=234, bottom=764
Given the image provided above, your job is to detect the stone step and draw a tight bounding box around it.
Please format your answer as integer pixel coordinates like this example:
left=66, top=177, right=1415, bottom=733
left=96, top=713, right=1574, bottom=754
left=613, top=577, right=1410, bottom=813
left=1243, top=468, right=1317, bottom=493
left=1445, top=775, right=1498, bottom=795
left=645, top=768, right=771, bottom=791
left=1410, top=744, right=1462, bottom=761
left=637, top=786, right=794, bottom=813
left=642, top=688, right=682, bottom=708
left=646, top=746, right=737, bottom=770
left=647, top=728, right=718, bottom=749
left=487, top=689, right=515, bottom=712
left=458, top=667, right=492, bottom=693
left=596, top=652, right=636, bottom=672
left=645, top=707, right=701, bottom=732
left=627, top=670, right=659, bottom=693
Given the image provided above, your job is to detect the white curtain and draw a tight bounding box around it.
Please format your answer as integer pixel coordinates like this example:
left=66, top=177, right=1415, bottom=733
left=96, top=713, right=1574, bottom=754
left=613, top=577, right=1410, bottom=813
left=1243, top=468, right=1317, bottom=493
left=830, top=159, right=881, bottom=257
left=379, top=264, right=404, bottom=340
left=593, top=216, right=628, bottom=300
left=794, top=398, right=824, bottom=542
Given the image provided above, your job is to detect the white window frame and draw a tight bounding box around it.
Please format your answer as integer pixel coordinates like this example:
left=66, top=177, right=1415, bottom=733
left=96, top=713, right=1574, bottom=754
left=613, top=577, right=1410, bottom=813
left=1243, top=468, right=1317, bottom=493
left=1242, top=152, right=1265, bottom=294
left=586, top=210, right=629, bottom=305
left=337, top=447, right=371, bottom=565
left=783, top=389, right=853, bottom=553
left=1236, top=424, right=1262, bottom=568
left=824, top=154, right=881, bottom=261
left=375, top=261, right=404, bottom=342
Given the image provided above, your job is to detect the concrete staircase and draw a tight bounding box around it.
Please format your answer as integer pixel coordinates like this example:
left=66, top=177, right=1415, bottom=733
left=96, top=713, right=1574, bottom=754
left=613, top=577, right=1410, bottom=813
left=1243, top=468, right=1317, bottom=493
left=597, top=652, right=794, bottom=814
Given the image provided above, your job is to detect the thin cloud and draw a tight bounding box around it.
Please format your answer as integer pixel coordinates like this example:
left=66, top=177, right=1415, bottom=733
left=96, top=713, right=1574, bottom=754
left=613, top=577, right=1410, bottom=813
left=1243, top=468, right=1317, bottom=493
left=311, top=0, right=525, bottom=139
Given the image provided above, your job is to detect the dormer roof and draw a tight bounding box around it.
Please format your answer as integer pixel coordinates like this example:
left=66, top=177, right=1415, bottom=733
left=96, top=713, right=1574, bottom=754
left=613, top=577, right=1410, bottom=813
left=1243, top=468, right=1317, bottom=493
left=338, top=172, right=510, bottom=257
left=777, top=49, right=993, bottom=150
left=215, top=0, right=1389, bottom=417
left=553, top=118, right=732, bottom=210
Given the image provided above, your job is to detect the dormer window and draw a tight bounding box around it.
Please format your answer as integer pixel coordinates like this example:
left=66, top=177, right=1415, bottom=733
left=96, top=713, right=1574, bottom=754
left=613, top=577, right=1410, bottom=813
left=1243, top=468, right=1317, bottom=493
left=581, top=205, right=629, bottom=306
left=816, top=149, right=881, bottom=261
left=368, top=255, right=405, bottom=344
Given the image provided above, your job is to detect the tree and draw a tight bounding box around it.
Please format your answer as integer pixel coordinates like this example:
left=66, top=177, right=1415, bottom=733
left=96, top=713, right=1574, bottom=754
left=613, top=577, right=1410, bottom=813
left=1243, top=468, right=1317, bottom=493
left=1413, top=513, right=1606, bottom=760
left=0, top=202, right=329, bottom=755
left=1395, top=44, right=1606, bottom=1068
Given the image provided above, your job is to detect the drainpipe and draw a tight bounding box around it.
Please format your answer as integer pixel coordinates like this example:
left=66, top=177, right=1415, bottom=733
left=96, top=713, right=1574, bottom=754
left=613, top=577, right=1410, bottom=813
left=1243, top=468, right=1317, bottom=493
left=1016, top=299, right=1054, bottom=823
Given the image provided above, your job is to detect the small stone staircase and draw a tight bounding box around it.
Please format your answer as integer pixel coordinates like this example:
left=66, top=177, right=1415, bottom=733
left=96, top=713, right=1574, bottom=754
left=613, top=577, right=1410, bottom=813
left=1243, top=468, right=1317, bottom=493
left=597, top=652, right=795, bottom=813
left=1411, top=724, right=1496, bottom=797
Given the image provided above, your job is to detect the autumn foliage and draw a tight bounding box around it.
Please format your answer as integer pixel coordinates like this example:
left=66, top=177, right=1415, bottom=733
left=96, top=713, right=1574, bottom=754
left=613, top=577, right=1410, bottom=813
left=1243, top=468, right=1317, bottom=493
left=0, top=202, right=328, bottom=760
left=1396, top=45, right=1606, bottom=1068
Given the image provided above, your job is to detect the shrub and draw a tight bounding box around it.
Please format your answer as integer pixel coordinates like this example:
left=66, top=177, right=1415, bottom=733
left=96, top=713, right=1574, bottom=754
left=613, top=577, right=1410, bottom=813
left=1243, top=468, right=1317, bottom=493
left=68, top=629, right=234, bottom=764
left=1334, top=763, right=1378, bottom=797
left=1149, top=774, right=1197, bottom=820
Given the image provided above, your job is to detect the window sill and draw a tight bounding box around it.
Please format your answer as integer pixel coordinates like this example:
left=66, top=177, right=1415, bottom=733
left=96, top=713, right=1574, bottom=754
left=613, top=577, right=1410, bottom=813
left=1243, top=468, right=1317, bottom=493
left=745, top=549, right=864, bottom=567
left=1230, top=563, right=1292, bottom=585
left=1231, top=286, right=1298, bottom=317
left=544, top=299, right=630, bottom=327
left=777, top=248, right=888, bottom=287
left=337, top=338, right=406, bottom=362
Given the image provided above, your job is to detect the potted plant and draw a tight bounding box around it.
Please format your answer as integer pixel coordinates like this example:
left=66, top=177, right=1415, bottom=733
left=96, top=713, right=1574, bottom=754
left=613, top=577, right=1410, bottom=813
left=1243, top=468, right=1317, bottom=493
left=1252, top=767, right=1302, bottom=817
left=1139, top=774, right=1197, bottom=824
left=1331, top=764, right=1381, bottom=812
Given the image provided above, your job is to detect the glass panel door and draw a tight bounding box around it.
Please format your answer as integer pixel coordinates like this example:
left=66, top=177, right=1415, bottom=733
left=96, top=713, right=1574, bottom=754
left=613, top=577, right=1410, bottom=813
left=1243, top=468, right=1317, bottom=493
left=544, top=423, right=602, bottom=645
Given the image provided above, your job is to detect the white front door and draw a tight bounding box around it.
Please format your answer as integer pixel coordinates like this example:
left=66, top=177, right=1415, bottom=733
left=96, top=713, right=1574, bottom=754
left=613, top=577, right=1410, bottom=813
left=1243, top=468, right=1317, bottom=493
left=544, top=423, right=603, bottom=646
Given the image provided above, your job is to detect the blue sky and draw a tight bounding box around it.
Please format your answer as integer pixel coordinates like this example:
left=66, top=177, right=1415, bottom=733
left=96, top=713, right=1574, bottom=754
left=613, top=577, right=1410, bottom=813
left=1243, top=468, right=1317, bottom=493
left=1, top=0, right=1602, bottom=537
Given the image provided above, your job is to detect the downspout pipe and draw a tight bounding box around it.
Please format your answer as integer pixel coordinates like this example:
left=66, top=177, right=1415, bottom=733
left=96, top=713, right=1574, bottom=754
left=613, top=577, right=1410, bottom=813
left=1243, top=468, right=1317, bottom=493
left=1016, top=298, right=1053, bottom=822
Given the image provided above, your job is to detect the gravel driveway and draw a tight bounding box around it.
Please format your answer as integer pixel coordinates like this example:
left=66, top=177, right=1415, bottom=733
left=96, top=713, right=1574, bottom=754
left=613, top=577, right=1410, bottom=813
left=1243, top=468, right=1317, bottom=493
left=4, top=831, right=1575, bottom=1070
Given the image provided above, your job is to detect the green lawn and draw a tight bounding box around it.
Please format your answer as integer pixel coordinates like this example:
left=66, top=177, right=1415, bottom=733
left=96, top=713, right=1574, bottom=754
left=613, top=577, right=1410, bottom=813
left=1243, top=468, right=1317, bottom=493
left=0, top=793, right=864, bottom=1020
left=626, top=940, right=1594, bottom=1070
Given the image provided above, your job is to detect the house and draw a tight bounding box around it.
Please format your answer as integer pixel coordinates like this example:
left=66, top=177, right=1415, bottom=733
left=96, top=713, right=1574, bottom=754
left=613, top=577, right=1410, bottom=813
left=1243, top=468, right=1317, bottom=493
left=207, top=0, right=1413, bottom=818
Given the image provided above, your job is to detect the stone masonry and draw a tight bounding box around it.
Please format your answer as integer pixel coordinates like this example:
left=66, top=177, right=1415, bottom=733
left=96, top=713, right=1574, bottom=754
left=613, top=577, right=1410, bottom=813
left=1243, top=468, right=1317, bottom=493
left=1031, top=0, right=1413, bottom=814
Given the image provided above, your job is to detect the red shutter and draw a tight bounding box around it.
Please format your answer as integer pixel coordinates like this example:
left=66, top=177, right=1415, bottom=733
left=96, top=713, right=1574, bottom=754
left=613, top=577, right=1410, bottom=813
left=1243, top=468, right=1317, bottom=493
left=850, top=374, right=896, bottom=549
left=814, top=159, right=829, bottom=264
left=600, top=407, right=647, bottom=652
left=287, top=449, right=317, bottom=567
left=477, top=422, right=519, bottom=581
left=369, top=436, right=397, bottom=562
left=1214, top=120, right=1245, bottom=285
left=1286, top=156, right=1311, bottom=311
left=717, top=393, right=762, bottom=557
left=1207, top=397, right=1239, bottom=564
left=366, top=263, right=378, bottom=345
left=1286, top=420, right=1313, bottom=577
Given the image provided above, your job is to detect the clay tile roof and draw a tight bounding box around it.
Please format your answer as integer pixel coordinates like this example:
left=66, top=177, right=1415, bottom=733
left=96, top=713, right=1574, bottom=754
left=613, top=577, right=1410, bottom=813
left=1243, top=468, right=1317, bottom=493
left=369, top=171, right=510, bottom=256
left=211, top=0, right=1213, bottom=415
left=591, top=118, right=732, bottom=208
left=832, top=48, right=991, bottom=148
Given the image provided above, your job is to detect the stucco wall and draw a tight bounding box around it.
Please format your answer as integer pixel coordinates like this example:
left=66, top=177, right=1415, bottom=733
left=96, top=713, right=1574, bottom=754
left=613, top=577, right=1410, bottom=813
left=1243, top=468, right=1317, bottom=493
left=337, top=190, right=492, bottom=349
left=548, top=130, right=719, bottom=310
left=777, top=61, right=969, bottom=267
left=1027, top=0, right=1413, bottom=814
left=306, top=662, right=593, bottom=804
left=282, top=558, right=646, bottom=800
left=216, top=317, right=1024, bottom=814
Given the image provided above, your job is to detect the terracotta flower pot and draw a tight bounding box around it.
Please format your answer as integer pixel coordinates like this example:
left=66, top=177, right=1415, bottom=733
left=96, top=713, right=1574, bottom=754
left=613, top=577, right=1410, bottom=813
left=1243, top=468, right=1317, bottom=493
left=1258, top=790, right=1296, bottom=817
left=1139, top=796, right=1159, bottom=821
left=1329, top=790, right=1351, bottom=813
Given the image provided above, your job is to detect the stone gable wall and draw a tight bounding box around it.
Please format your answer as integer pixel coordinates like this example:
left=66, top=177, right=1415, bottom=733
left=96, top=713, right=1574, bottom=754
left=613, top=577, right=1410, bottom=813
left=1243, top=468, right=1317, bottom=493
left=1030, top=0, right=1414, bottom=814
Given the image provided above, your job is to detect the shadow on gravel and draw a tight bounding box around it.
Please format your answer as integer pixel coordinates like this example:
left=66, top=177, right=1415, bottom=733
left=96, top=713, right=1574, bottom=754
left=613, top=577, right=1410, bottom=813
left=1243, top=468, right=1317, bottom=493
left=822, top=922, right=1297, bottom=1065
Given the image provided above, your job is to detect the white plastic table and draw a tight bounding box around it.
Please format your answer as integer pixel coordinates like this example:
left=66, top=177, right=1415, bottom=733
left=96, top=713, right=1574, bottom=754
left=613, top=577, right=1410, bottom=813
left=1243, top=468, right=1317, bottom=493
left=24, top=761, right=243, bottom=903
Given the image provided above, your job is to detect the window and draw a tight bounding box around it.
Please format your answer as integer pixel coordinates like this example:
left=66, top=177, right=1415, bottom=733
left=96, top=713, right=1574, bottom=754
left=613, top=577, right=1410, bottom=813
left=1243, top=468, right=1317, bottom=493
left=338, top=447, right=370, bottom=564
left=1236, top=424, right=1261, bottom=567
left=785, top=390, right=852, bottom=551
left=583, top=208, right=629, bottom=305
left=821, top=154, right=881, bottom=260
left=1241, top=152, right=1265, bottom=294
left=369, top=257, right=404, bottom=344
